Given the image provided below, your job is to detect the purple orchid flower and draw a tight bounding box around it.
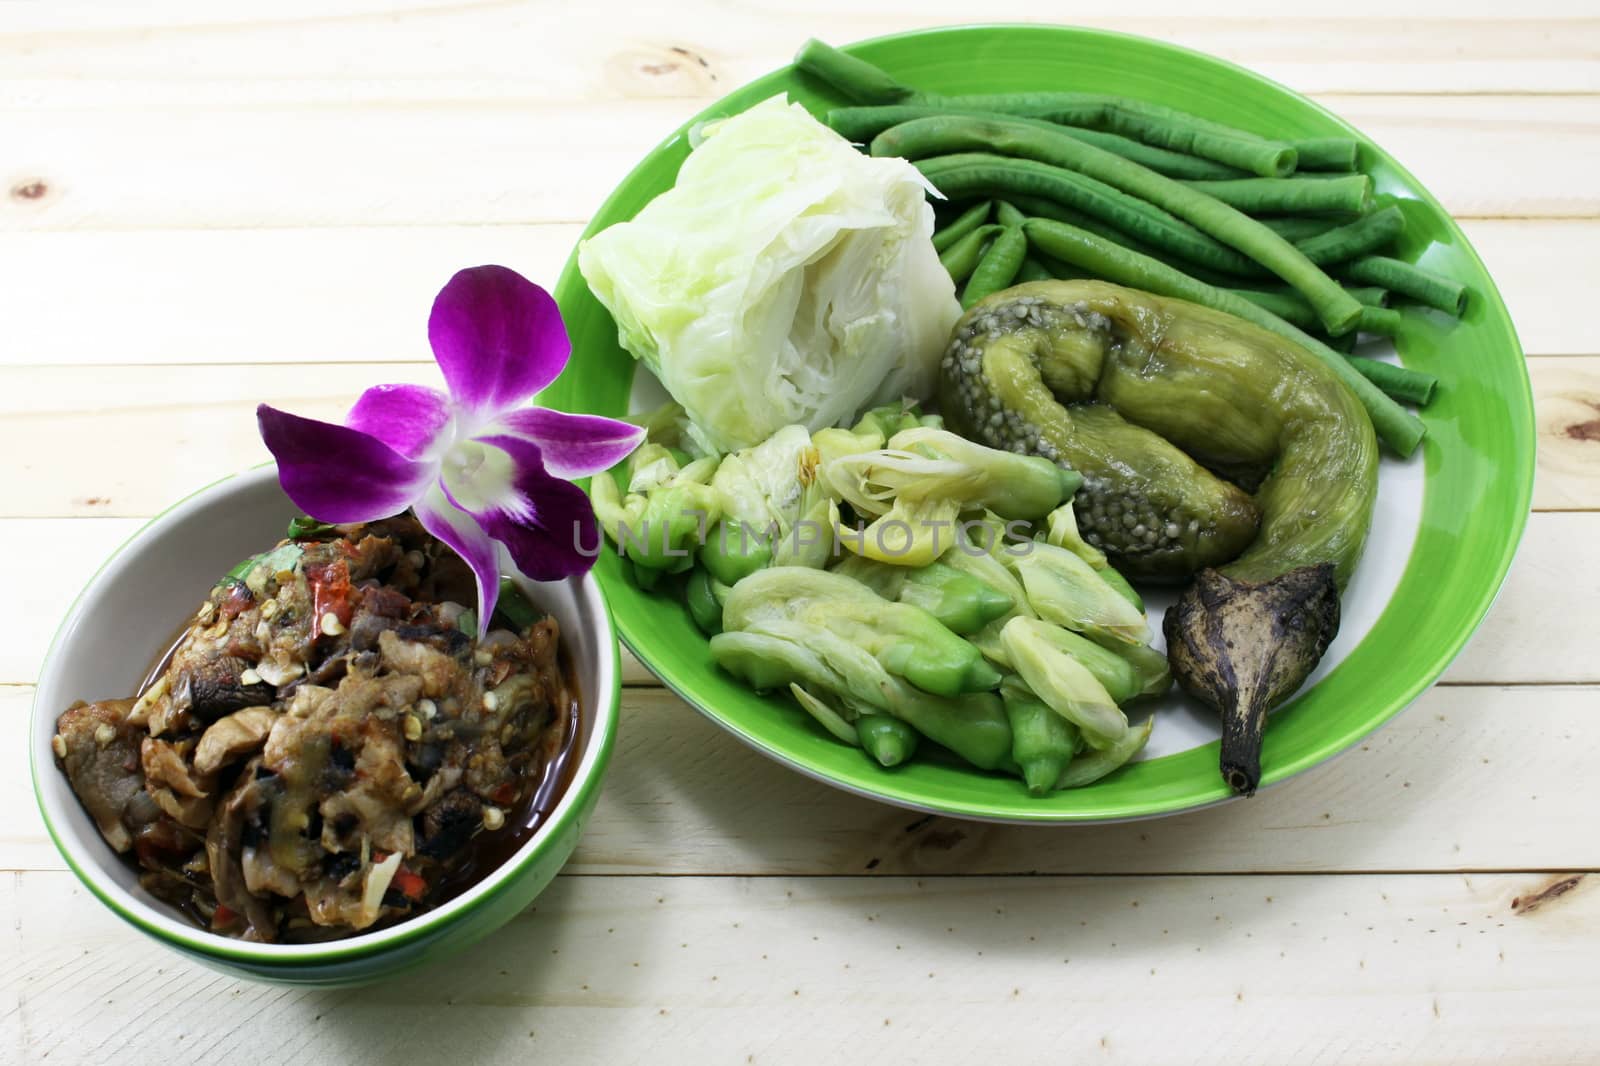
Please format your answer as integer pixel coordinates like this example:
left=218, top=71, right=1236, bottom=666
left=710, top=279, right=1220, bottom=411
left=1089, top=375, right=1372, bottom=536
left=258, top=265, right=644, bottom=631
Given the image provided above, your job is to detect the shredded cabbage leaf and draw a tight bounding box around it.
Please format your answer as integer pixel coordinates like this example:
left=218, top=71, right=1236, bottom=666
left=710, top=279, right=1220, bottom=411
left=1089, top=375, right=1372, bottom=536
left=578, top=96, right=961, bottom=455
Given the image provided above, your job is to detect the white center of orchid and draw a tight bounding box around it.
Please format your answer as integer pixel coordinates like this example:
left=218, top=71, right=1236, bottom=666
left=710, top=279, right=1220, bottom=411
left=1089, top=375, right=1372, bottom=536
left=439, top=437, right=533, bottom=522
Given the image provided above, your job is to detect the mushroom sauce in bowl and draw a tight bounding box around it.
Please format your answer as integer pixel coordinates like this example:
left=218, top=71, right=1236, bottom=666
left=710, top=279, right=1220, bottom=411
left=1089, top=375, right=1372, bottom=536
left=52, top=514, right=581, bottom=943
left=31, top=465, right=620, bottom=983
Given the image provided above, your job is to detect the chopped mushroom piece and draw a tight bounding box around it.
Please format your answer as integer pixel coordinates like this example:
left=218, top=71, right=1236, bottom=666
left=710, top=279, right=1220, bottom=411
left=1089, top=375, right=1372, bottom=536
left=193, top=706, right=278, bottom=775
left=141, top=738, right=208, bottom=798
left=56, top=699, right=142, bottom=852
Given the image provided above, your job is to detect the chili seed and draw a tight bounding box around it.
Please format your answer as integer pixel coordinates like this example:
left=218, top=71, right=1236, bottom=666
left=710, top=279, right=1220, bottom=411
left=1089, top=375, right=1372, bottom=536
left=320, top=612, right=346, bottom=637
left=403, top=715, right=422, bottom=741
left=94, top=723, right=115, bottom=746
left=482, top=806, right=505, bottom=831
left=51, top=734, right=66, bottom=759
left=482, top=691, right=499, bottom=712
left=239, top=668, right=262, bottom=686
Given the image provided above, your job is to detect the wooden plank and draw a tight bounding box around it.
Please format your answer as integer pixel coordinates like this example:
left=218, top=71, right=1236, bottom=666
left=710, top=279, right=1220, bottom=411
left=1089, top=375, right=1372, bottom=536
left=10, top=683, right=1600, bottom=876
left=0, top=225, right=582, bottom=366
left=3, top=519, right=144, bottom=684
left=584, top=685, right=1600, bottom=875
left=4, top=868, right=1599, bottom=1064
left=0, top=220, right=1585, bottom=367
left=0, top=358, right=1590, bottom=518
left=1535, top=359, right=1600, bottom=510
left=4, top=96, right=1596, bottom=231
left=2, top=5, right=1598, bottom=99
left=1441, top=511, right=1600, bottom=684
left=1468, top=225, right=1599, bottom=359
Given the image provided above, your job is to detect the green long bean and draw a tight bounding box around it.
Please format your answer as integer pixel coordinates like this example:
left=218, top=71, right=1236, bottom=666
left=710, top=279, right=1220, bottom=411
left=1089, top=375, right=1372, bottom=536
left=1008, top=197, right=1269, bottom=286
left=1343, top=255, right=1468, bottom=316
left=1032, top=250, right=1088, bottom=282
left=1347, top=357, right=1436, bottom=405
left=1015, top=255, right=1056, bottom=283
left=826, top=105, right=1243, bottom=179
left=1356, top=306, right=1405, bottom=336
left=1228, top=286, right=1408, bottom=332
left=994, top=200, right=1028, bottom=228
left=1293, top=206, right=1406, bottom=266
left=1008, top=195, right=1179, bottom=267
left=1290, top=137, right=1361, bottom=171
left=876, top=116, right=1360, bottom=332
left=936, top=92, right=1297, bottom=177
left=961, top=225, right=1027, bottom=308
left=938, top=223, right=1001, bottom=284
left=1231, top=289, right=1405, bottom=335
left=932, top=200, right=992, bottom=252
left=1182, top=175, right=1373, bottom=215
left=1228, top=288, right=1320, bottom=331
left=1258, top=216, right=1342, bottom=241
left=792, top=38, right=917, bottom=104
left=1023, top=217, right=1427, bottom=455
left=797, top=40, right=1295, bottom=176
left=1241, top=283, right=1387, bottom=307
left=916, top=154, right=1261, bottom=278
left=1057, top=127, right=1245, bottom=180
left=1018, top=198, right=1401, bottom=301
left=1011, top=194, right=1389, bottom=291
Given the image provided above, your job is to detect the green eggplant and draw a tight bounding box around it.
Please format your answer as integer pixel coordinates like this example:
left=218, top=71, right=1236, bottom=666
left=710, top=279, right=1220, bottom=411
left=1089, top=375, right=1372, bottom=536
left=938, top=279, right=1378, bottom=794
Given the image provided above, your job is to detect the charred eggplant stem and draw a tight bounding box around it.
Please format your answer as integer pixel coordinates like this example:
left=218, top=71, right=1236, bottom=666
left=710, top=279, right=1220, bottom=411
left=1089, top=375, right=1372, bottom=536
left=1164, top=565, right=1341, bottom=795
left=938, top=279, right=1377, bottom=791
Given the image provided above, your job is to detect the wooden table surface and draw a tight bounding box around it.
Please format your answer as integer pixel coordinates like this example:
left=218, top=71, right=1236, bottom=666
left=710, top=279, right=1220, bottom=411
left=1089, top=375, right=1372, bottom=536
left=4, top=3, right=1598, bottom=1062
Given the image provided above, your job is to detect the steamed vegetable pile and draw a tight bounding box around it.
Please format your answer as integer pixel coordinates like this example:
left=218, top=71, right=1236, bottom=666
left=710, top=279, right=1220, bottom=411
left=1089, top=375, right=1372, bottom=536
left=576, top=39, right=1454, bottom=798
left=590, top=405, right=1170, bottom=794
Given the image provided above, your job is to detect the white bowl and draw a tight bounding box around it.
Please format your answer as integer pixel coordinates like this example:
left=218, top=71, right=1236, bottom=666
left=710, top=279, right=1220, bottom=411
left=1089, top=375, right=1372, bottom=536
left=30, top=466, right=620, bottom=985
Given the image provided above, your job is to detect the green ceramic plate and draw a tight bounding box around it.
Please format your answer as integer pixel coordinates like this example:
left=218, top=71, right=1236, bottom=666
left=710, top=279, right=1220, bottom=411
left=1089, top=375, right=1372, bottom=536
left=544, top=25, right=1533, bottom=822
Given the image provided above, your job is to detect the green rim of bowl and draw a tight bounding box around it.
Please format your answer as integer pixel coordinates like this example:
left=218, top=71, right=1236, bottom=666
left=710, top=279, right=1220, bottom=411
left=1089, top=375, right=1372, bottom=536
left=543, top=24, right=1534, bottom=823
left=30, top=466, right=623, bottom=963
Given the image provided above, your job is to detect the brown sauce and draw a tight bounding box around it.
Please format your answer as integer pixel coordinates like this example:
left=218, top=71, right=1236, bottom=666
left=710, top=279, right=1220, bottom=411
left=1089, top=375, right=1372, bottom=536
left=429, top=662, right=581, bottom=905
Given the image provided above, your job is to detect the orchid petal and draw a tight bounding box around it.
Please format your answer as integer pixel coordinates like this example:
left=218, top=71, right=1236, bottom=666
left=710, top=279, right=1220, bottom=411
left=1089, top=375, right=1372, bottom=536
left=257, top=405, right=435, bottom=523
left=489, top=406, right=645, bottom=479
left=413, top=481, right=500, bottom=631
left=440, top=434, right=601, bottom=582
left=428, top=265, right=569, bottom=417
left=346, top=383, right=454, bottom=462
